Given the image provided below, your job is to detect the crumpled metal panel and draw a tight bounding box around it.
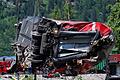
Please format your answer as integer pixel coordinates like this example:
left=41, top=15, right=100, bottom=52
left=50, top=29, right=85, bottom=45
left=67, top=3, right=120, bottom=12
left=17, top=17, right=40, bottom=47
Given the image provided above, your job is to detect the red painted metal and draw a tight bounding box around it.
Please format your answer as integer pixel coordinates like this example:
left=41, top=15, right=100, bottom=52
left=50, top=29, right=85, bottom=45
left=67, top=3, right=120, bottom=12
left=109, top=54, right=120, bottom=63
left=0, top=60, right=13, bottom=73
left=61, top=21, right=111, bottom=37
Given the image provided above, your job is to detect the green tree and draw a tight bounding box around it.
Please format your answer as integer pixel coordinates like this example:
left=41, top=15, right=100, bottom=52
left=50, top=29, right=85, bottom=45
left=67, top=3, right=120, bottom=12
left=107, top=0, right=120, bottom=49
left=62, top=0, right=76, bottom=20
left=0, top=0, right=16, bottom=56
left=50, top=6, right=62, bottom=19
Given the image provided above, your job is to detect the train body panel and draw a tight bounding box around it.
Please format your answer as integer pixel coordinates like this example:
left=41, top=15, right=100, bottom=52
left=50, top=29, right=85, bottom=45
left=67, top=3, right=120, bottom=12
left=11, top=17, right=115, bottom=77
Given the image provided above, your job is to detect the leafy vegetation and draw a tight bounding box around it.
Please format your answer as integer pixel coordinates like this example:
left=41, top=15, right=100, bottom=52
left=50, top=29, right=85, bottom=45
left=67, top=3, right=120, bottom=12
left=107, top=0, right=120, bottom=50
left=0, top=0, right=16, bottom=56
left=0, top=0, right=119, bottom=56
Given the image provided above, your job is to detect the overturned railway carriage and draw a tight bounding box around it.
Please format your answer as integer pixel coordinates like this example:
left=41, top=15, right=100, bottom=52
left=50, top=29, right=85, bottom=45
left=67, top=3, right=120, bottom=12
left=12, top=17, right=114, bottom=77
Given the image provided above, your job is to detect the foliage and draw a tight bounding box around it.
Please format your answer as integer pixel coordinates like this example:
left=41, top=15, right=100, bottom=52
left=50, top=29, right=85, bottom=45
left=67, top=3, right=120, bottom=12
left=107, top=1, right=120, bottom=50
left=49, top=6, right=62, bottom=19
left=0, top=0, right=16, bottom=56
left=0, top=16, right=16, bottom=56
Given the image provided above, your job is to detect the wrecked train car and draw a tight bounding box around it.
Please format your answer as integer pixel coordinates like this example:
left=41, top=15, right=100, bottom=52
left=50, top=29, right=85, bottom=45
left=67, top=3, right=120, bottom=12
left=11, top=17, right=114, bottom=77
